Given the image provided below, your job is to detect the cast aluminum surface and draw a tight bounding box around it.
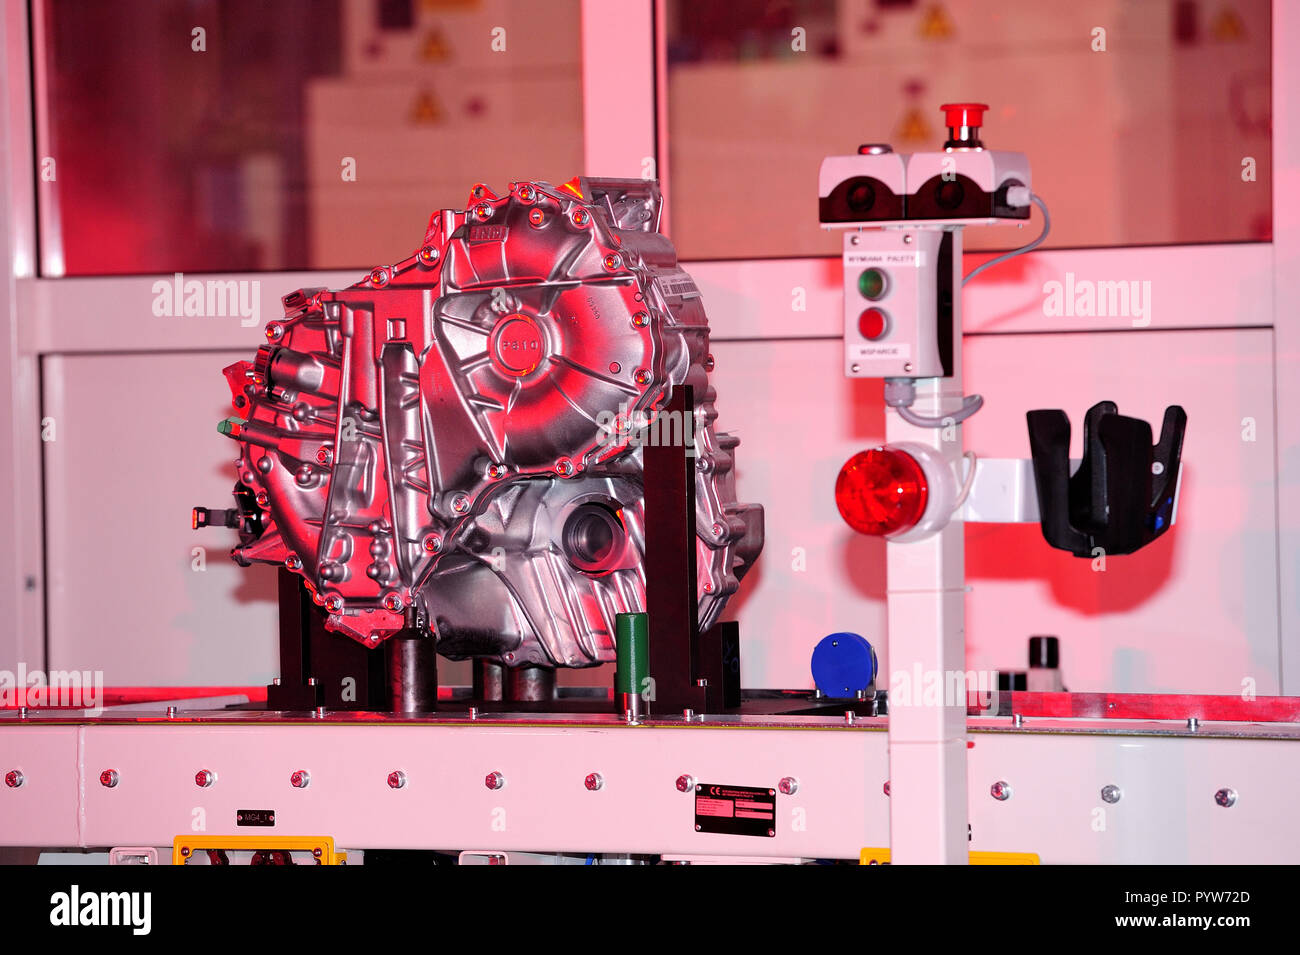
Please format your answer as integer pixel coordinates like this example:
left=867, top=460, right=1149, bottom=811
left=216, top=177, right=762, bottom=665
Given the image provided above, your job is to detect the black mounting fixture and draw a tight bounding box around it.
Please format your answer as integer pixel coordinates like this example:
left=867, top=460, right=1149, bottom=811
left=637, top=384, right=742, bottom=714
left=1026, top=400, right=1187, bottom=557
left=267, top=568, right=392, bottom=711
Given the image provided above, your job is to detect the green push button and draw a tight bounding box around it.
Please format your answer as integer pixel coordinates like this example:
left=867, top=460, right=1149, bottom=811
left=857, top=268, right=887, bottom=300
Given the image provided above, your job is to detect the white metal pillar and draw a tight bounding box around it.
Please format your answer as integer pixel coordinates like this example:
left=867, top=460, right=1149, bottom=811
left=885, top=228, right=968, bottom=864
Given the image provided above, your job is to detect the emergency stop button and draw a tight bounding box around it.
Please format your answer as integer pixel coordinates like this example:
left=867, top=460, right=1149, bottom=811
left=488, top=313, right=546, bottom=376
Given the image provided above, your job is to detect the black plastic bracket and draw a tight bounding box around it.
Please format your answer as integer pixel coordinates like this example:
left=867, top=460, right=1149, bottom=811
left=1026, top=401, right=1186, bottom=557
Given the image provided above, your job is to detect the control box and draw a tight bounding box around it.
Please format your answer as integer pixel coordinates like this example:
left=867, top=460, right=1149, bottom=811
left=842, top=229, right=953, bottom=379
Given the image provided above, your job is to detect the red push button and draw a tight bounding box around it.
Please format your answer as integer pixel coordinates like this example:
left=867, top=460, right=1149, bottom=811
left=857, top=308, right=889, bottom=341
left=940, top=102, right=988, bottom=130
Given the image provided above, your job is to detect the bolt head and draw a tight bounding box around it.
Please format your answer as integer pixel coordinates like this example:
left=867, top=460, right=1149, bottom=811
left=676, top=774, right=695, bottom=793
left=990, top=780, right=1012, bottom=801
left=1215, top=787, right=1237, bottom=808
left=290, top=770, right=310, bottom=789
left=99, top=769, right=119, bottom=789
left=485, top=771, right=505, bottom=791
left=195, top=769, right=215, bottom=788
left=883, top=780, right=891, bottom=796
left=388, top=771, right=406, bottom=790
left=778, top=776, right=799, bottom=796
left=5, top=770, right=24, bottom=789
left=1100, top=784, right=1122, bottom=804
left=584, top=772, right=604, bottom=792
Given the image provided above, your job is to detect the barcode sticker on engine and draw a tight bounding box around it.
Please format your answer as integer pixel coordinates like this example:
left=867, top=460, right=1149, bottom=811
left=694, top=783, right=777, bottom=837
left=660, top=277, right=701, bottom=299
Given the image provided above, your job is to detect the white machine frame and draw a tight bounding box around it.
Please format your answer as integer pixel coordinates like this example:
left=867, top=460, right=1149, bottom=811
left=2, top=1, right=1299, bottom=863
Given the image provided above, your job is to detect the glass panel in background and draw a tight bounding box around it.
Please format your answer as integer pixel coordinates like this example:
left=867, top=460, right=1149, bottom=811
left=37, top=0, right=583, bottom=275
left=665, top=0, right=1272, bottom=259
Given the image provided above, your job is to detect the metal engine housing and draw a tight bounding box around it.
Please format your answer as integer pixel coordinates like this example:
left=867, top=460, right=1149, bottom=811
left=217, top=177, right=762, bottom=668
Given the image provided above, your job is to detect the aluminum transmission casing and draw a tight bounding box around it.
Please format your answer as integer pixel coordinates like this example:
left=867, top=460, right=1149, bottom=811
left=218, top=178, right=762, bottom=668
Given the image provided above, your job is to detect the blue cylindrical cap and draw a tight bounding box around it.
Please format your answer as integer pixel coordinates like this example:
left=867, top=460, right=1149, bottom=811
left=811, top=632, right=877, bottom=699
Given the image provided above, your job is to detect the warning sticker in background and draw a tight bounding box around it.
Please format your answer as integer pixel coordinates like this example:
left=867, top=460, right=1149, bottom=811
left=694, top=783, right=777, bottom=837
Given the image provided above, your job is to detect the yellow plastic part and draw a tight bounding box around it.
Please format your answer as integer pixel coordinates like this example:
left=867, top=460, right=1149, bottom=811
left=173, top=835, right=342, bottom=865
left=859, top=847, right=1040, bottom=865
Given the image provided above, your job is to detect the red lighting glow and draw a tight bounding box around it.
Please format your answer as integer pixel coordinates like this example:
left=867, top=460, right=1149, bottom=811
left=834, top=447, right=929, bottom=536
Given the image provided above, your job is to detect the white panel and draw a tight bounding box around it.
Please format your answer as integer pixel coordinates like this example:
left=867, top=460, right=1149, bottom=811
left=5, top=718, right=1300, bottom=863
left=0, top=726, right=81, bottom=848
left=581, top=0, right=655, bottom=178
left=964, top=328, right=1278, bottom=694
left=71, top=723, right=887, bottom=858
left=968, top=730, right=1300, bottom=864
left=711, top=328, right=1277, bottom=695
left=43, top=353, right=279, bottom=685
left=18, top=272, right=359, bottom=355
left=685, top=244, right=1271, bottom=342
left=708, top=339, right=888, bottom=689
left=1273, top=0, right=1300, bottom=692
